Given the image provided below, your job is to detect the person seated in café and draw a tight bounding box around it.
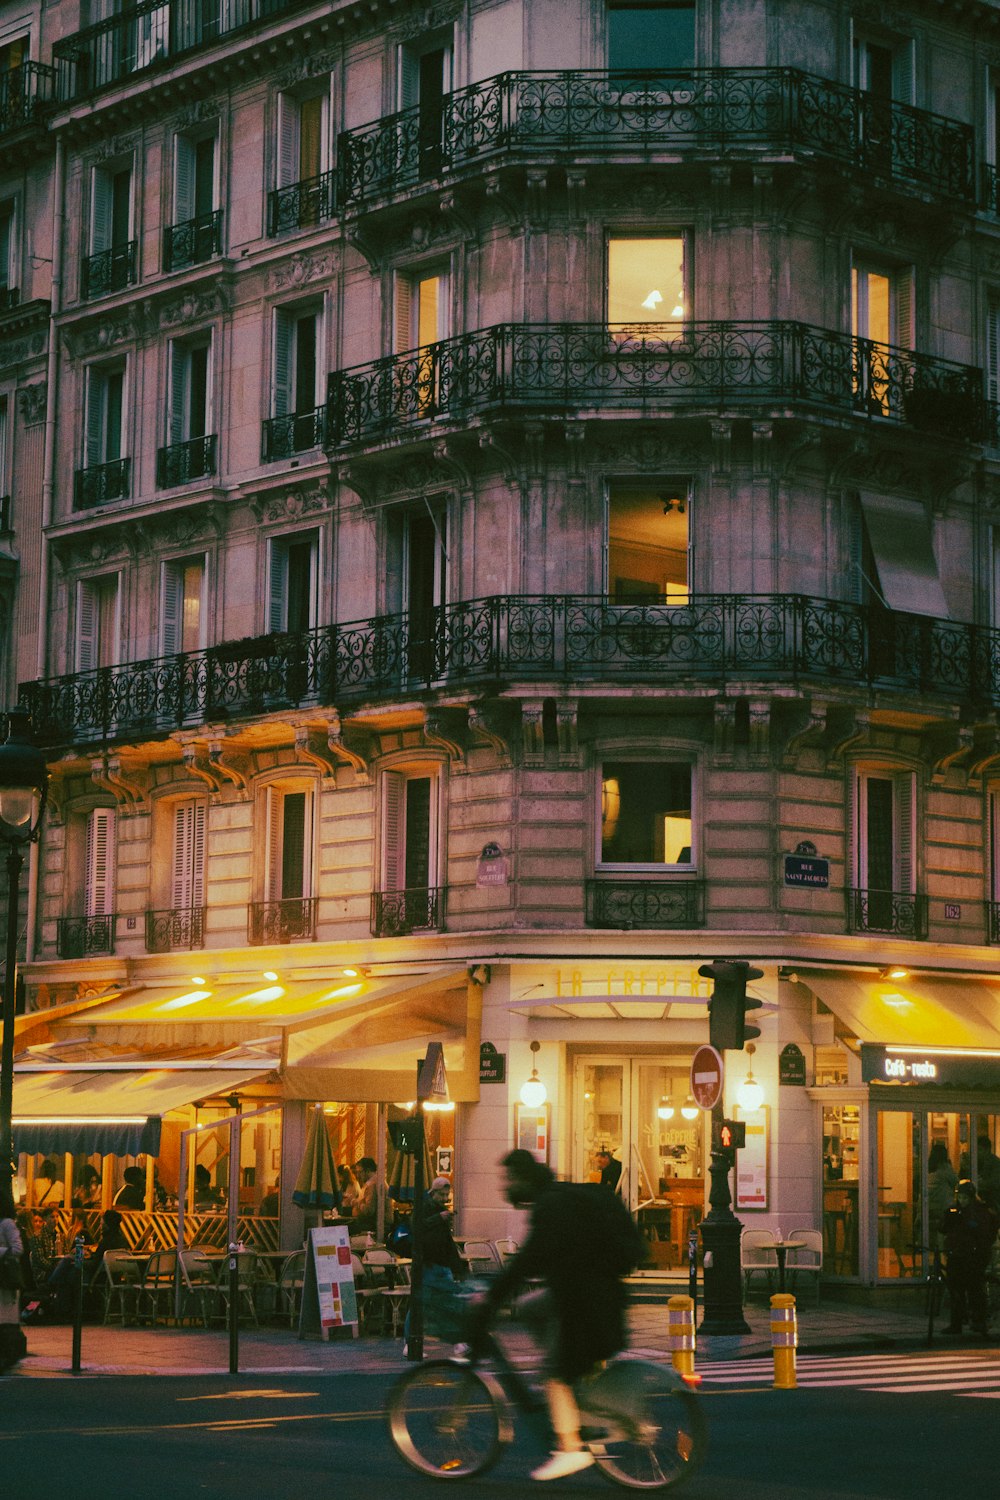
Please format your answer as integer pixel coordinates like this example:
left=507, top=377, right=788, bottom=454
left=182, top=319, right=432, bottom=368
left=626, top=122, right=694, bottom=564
left=338, top=1165, right=360, bottom=1216
left=34, top=1160, right=64, bottom=1208
left=87, top=1209, right=129, bottom=1285
left=259, top=1179, right=280, bottom=1218
left=46, top=1210, right=95, bottom=1318
left=72, top=1165, right=102, bottom=1211
left=113, top=1166, right=146, bottom=1211
left=351, top=1158, right=379, bottom=1235
left=26, top=1209, right=57, bottom=1288
left=194, top=1163, right=223, bottom=1210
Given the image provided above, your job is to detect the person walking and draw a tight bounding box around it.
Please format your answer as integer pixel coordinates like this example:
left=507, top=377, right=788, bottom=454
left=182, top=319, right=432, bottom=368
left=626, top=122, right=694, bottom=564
left=927, top=1143, right=957, bottom=1249
left=941, top=1179, right=998, bottom=1336
left=0, top=1188, right=28, bottom=1370
left=404, top=1175, right=464, bottom=1354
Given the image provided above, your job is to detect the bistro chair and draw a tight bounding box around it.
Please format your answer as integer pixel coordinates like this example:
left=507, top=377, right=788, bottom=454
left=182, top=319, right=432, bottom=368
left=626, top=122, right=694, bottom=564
left=786, top=1228, right=823, bottom=1305
left=276, top=1250, right=306, bottom=1327
left=215, top=1248, right=260, bottom=1326
left=740, top=1229, right=778, bottom=1298
left=100, top=1250, right=143, bottom=1325
left=492, top=1238, right=519, bottom=1265
left=141, top=1249, right=179, bottom=1324
left=380, top=1259, right=411, bottom=1338
left=178, top=1249, right=219, bottom=1327
left=459, top=1240, right=501, bottom=1277
left=351, top=1253, right=387, bottom=1334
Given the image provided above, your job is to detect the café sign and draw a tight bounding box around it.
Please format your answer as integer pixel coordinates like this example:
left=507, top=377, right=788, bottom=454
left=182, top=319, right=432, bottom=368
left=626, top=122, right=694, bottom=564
left=862, top=1044, right=1000, bottom=1088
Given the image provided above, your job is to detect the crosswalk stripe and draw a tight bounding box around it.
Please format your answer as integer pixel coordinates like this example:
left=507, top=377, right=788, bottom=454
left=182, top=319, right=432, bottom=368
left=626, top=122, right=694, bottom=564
left=698, top=1350, right=999, bottom=1398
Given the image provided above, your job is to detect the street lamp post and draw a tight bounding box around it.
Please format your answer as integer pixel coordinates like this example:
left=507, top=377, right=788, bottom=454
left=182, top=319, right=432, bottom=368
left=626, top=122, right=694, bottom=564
left=0, top=710, right=49, bottom=1202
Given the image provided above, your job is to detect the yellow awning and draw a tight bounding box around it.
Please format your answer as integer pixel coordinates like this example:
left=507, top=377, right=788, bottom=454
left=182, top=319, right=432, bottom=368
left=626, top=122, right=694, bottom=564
left=12, top=1063, right=277, bottom=1119
left=798, top=969, right=1000, bottom=1049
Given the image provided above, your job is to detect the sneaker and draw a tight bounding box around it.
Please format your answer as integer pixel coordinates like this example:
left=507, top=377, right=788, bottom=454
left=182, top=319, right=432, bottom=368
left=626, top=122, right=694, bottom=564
left=530, top=1450, right=595, bottom=1482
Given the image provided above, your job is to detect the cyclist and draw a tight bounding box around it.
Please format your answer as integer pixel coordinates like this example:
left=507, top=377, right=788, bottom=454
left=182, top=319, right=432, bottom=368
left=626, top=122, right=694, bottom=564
left=474, top=1148, right=642, bottom=1483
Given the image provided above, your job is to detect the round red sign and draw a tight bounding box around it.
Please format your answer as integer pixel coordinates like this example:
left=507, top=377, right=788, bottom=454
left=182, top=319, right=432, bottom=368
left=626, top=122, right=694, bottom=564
left=690, top=1044, right=724, bottom=1110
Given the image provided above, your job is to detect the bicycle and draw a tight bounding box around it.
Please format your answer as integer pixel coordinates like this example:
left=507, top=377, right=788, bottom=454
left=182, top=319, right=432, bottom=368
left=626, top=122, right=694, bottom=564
left=911, top=1242, right=948, bottom=1344
left=386, top=1286, right=707, bottom=1490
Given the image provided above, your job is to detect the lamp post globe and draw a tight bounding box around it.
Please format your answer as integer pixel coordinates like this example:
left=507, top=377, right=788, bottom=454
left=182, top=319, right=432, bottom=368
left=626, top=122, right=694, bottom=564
left=0, top=709, right=49, bottom=1201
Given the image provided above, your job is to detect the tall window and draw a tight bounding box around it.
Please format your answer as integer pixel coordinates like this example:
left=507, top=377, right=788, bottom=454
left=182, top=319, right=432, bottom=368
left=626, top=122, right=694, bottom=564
left=276, top=86, right=331, bottom=189
left=852, top=263, right=913, bottom=349
left=170, top=800, right=206, bottom=913
left=174, top=132, right=216, bottom=225
left=382, top=770, right=438, bottom=894
left=852, top=34, right=912, bottom=102
left=0, top=198, right=16, bottom=299
left=268, top=532, right=317, bottom=635
left=85, top=806, right=116, bottom=920
left=85, top=361, right=126, bottom=470
left=395, top=268, right=449, bottom=352
left=265, top=784, right=312, bottom=903
left=168, top=336, right=211, bottom=445
left=599, top=761, right=693, bottom=867
left=273, top=305, right=323, bottom=417
left=607, top=3, right=696, bottom=70
left=89, top=160, right=133, bottom=269
left=398, top=35, right=451, bottom=177
left=852, top=768, right=916, bottom=931
left=161, top=556, right=206, bottom=656
left=607, top=485, right=689, bottom=602
left=607, top=236, right=686, bottom=331
left=76, top=574, right=120, bottom=672
left=0, top=395, right=8, bottom=505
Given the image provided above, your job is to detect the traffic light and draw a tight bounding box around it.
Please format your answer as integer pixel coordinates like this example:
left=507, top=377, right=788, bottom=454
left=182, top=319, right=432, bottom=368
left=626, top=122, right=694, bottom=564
left=699, top=959, right=764, bottom=1050
left=718, top=1120, right=746, bottom=1151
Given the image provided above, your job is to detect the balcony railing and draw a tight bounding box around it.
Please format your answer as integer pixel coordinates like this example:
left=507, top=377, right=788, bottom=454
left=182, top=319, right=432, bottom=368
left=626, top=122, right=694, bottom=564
left=163, top=208, right=223, bottom=272
left=371, top=886, right=446, bottom=938
left=267, top=169, right=337, bottom=235
left=144, top=905, right=206, bottom=952
left=248, top=896, right=317, bottom=945
left=0, top=288, right=20, bottom=313
left=156, top=433, right=217, bottom=488
left=327, top=321, right=987, bottom=448
left=0, top=61, right=56, bottom=133
left=337, top=67, right=975, bottom=211
left=73, top=457, right=131, bottom=509
left=262, top=407, right=326, bottom=460
left=847, top=888, right=927, bottom=940
left=586, top=879, right=704, bottom=929
left=20, top=592, right=1000, bottom=749
left=53, top=0, right=316, bottom=102
left=57, top=913, right=116, bottom=958
left=81, top=241, right=137, bottom=300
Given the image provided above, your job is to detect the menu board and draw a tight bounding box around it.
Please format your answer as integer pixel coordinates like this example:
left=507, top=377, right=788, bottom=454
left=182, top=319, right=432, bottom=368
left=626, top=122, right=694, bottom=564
left=299, top=1226, right=359, bottom=1340
left=735, top=1106, right=769, bottom=1211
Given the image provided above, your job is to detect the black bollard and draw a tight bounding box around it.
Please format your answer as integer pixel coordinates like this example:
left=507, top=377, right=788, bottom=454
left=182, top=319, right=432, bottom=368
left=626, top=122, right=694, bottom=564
left=228, top=1242, right=239, bottom=1375
left=71, top=1233, right=85, bottom=1373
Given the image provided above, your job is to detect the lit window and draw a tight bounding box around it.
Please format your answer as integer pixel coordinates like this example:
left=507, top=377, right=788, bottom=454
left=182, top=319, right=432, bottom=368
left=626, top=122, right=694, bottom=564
left=608, top=237, right=685, bottom=331
left=600, top=761, right=693, bottom=867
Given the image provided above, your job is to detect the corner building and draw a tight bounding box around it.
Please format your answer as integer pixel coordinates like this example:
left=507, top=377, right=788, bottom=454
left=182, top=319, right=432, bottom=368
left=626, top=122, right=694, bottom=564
left=6, top=0, right=1000, bottom=1291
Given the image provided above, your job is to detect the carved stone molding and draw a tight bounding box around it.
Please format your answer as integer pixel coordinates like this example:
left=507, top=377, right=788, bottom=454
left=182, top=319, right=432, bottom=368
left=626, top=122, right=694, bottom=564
left=206, top=737, right=251, bottom=795
left=591, top=428, right=702, bottom=473
left=521, top=700, right=544, bottom=766
left=250, top=482, right=331, bottom=524
left=91, top=754, right=147, bottom=813
left=155, top=282, right=231, bottom=332
left=61, top=311, right=137, bottom=359
left=781, top=705, right=825, bottom=768
left=927, top=724, right=974, bottom=785
left=134, top=503, right=225, bottom=550
left=713, top=700, right=736, bottom=763
left=390, top=0, right=462, bottom=43
left=179, top=742, right=226, bottom=794
left=748, top=698, right=771, bottom=765
left=424, top=707, right=468, bottom=769
left=90, top=132, right=140, bottom=165
left=170, top=99, right=221, bottom=132
left=272, top=49, right=341, bottom=92
left=556, top=700, right=579, bottom=767
left=603, top=173, right=687, bottom=219
left=295, top=724, right=341, bottom=778
left=328, top=711, right=373, bottom=784
left=268, top=248, right=341, bottom=292
left=468, top=701, right=518, bottom=764
left=0, top=326, right=46, bottom=374
left=17, top=382, right=47, bottom=426
left=710, top=419, right=732, bottom=477
left=825, top=708, right=870, bottom=768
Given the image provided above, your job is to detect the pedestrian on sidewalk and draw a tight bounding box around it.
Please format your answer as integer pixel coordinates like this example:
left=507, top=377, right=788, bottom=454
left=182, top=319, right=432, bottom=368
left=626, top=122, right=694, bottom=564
left=0, top=1188, right=28, bottom=1370
left=941, top=1179, right=998, bottom=1335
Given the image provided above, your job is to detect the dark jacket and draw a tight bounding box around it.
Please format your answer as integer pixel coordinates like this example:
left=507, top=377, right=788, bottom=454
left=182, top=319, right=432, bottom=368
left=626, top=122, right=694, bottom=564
left=416, top=1193, right=464, bottom=1276
left=486, top=1181, right=642, bottom=1380
left=941, top=1196, right=999, bottom=1266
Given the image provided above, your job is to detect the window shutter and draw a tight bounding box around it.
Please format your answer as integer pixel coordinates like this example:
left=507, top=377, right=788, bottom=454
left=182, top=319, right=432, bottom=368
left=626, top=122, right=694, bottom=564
left=91, top=169, right=112, bottom=254
left=895, top=774, right=915, bottom=893
left=171, top=801, right=194, bottom=909
left=173, top=134, right=195, bottom=223
left=395, top=274, right=413, bottom=353
left=85, top=369, right=107, bottom=467
left=992, top=790, right=1000, bottom=903
left=276, top=93, right=299, bottom=188
left=169, top=342, right=188, bottom=444
left=273, top=310, right=292, bottom=417
left=77, top=581, right=99, bottom=672
left=268, top=541, right=288, bottom=632
left=847, top=494, right=864, bottom=602
left=382, top=771, right=405, bottom=890
left=191, top=800, right=206, bottom=905
left=847, top=771, right=860, bottom=887
left=281, top=790, right=307, bottom=900
left=161, top=561, right=183, bottom=656
left=893, top=269, right=914, bottom=350
left=265, top=785, right=283, bottom=901
left=85, top=807, right=115, bottom=917
left=988, top=300, right=1000, bottom=406
left=398, top=47, right=419, bottom=111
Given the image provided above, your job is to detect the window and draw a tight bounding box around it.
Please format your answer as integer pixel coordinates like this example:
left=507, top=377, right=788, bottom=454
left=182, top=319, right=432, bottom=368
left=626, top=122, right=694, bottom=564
left=266, top=785, right=310, bottom=903
left=161, top=556, right=206, bottom=656
left=607, top=3, right=695, bottom=70
left=85, top=361, right=125, bottom=468
left=395, top=268, right=449, bottom=352
left=390, top=500, right=446, bottom=677
left=378, top=769, right=443, bottom=937
left=851, top=768, right=917, bottom=932
left=86, top=161, right=134, bottom=296
left=599, top=761, right=693, bottom=867
left=276, top=86, right=331, bottom=190
left=398, top=34, right=451, bottom=177
left=166, top=132, right=220, bottom=269
left=85, top=806, right=116, bottom=920
left=0, top=198, right=17, bottom=303
left=0, top=394, right=8, bottom=506
left=268, top=532, right=317, bottom=633
left=607, top=236, right=686, bottom=331
left=273, top=304, right=323, bottom=416
left=170, top=799, right=206, bottom=913
left=852, top=34, right=912, bottom=103
left=607, top=485, right=689, bottom=602
left=168, top=336, right=211, bottom=444
left=852, top=263, right=913, bottom=349
left=76, top=574, right=120, bottom=671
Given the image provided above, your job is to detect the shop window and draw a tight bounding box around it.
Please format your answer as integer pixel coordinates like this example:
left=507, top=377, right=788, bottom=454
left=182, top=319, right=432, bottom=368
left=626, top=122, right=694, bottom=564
left=607, top=484, right=689, bottom=602
left=822, top=1103, right=859, bottom=1277
left=599, top=760, right=693, bottom=868
left=607, top=236, right=686, bottom=333
left=76, top=573, right=120, bottom=672
left=160, top=555, right=206, bottom=657
left=607, top=3, right=696, bottom=70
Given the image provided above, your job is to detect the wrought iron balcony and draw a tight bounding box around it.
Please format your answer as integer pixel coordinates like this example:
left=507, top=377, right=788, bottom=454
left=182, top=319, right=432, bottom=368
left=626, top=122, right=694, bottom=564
left=163, top=209, right=223, bottom=272
left=0, top=61, right=56, bottom=133
left=20, top=593, right=1000, bottom=750
left=587, top=879, right=704, bottom=929
left=337, top=67, right=975, bottom=211
left=262, top=407, right=326, bottom=460
left=81, top=242, right=137, bottom=300
left=53, top=0, right=316, bottom=102
left=248, top=896, right=317, bottom=945
left=847, top=888, right=927, bottom=940
left=327, top=321, right=986, bottom=448
left=145, top=905, right=206, bottom=952
left=156, top=433, right=217, bottom=487
left=0, top=288, right=20, bottom=314
left=74, top=457, right=131, bottom=509
left=371, top=886, right=446, bottom=938
left=57, top=913, right=116, bottom=958
left=267, top=170, right=337, bottom=235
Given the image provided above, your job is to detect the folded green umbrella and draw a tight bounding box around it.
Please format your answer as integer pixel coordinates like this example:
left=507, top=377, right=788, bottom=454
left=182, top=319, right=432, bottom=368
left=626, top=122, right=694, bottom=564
left=292, top=1105, right=342, bottom=1210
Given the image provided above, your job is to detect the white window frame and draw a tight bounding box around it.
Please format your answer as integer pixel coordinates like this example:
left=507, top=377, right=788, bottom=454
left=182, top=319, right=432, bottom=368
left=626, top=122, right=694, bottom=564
left=852, top=767, right=916, bottom=895
left=596, top=757, right=696, bottom=873
left=76, top=573, right=121, bottom=673
left=397, top=33, right=452, bottom=113
left=90, top=159, right=133, bottom=256
left=267, top=530, right=319, bottom=633
left=394, top=266, right=451, bottom=353
left=275, top=81, right=334, bottom=189
left=170, top=798, right=206, bottom=912
left=172, top=129, right=218, bottom=224
left=84, top=359, right=127, bottom=468
left=272, top=302, right=325, bottom=418
left=263, top=781, right=314, bottom=903
left=607, top=234, right=689, bottom=333
left=160, top=554, right=207, bottom=656
left=604, top=482, right=692, bottom=603
left=85, top=806, right=116, bottom=918
left=851, top=260, right=914, bottom=349
left=380, top=766, right=441, bottom=893
left=167, top=333, right=213, bottom=446
left=0, top=197, right=17, bottom=293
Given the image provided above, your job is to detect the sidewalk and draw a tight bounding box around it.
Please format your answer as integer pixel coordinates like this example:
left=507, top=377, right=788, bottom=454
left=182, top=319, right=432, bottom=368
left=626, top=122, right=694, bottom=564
left=6, top=1293, right=941, bottom=1379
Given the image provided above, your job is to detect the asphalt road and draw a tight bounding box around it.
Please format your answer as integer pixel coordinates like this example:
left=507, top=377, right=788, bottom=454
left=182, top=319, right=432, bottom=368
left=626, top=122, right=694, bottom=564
left=0, top=1359, right=989, bottom=1500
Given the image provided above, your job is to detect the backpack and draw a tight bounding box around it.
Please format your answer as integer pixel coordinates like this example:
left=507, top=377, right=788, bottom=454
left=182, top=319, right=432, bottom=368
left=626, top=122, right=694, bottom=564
left=572, top=1183, right=644, bottom=1277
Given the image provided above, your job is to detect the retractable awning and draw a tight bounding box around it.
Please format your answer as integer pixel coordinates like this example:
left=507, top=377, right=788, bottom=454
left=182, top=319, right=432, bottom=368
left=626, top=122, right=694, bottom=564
left=797, top=968, right=1000, bottom=1049
left=858, top=492, right=950, bottom=618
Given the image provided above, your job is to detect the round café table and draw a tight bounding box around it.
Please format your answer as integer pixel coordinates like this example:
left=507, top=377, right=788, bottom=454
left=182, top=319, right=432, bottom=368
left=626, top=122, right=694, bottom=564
left=773, top=1239, right=804, bottom=1294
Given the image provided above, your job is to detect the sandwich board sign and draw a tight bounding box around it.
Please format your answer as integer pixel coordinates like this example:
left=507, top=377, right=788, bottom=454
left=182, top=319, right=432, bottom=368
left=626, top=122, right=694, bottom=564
left=299, top=1225, right=358, bottom=1340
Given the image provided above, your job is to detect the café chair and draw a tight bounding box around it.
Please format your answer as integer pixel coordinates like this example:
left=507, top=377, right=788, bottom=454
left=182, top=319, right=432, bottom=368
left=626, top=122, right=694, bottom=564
left=786, top=1228, right=823, bottom=1305
left=141, top=1249, right=179, bottom=1325
left=351, top=1253, right=387, bottom=1334
left=100, top=1250, right=143, bottom=1325
left=740, top=1229, right=778, bottom=1297
left=276, top=1249, right=306, bottom=1327
left=178, top=1249, right=219, bottom=1327
left=380, top=1260, right=411, bottom=1338
left=492, top=1238, right=519, bottom=1265
left=215, top=1247, right=260, bottom=1325
left=459, top=1240, right=501, bottom=1276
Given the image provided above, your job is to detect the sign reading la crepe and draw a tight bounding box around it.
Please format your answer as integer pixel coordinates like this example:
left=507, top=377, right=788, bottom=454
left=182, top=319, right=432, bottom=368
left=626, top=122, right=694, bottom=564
left=861, top=1044, right=1000, bottom=1089
left=479, top=1041, right=506, bottom=1084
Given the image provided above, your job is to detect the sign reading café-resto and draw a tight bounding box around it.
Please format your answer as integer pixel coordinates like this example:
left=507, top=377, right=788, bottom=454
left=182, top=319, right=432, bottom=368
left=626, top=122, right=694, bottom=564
left=861, top=1044, right=1000, bottom=1089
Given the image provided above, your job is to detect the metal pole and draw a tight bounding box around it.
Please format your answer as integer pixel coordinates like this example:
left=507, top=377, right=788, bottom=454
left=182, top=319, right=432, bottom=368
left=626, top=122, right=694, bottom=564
left=698, top=1098, right=751, bottom=1335
left=228, top=1241, right=239, bottom=1375
left=407, top=1063, right=426, bottom=1361
left=0, top=844, right=24, bottom=1201
left=71, top=1233, right=85, bottom=1373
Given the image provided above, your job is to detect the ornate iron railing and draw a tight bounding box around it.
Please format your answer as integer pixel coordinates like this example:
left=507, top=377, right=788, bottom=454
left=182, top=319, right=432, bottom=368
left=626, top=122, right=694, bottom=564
left=587, top=879, right=704, bottom=929
left=327, top=321, right=986, bottom=447
left=248, top=896, right=317, bottom=945
left=73, top=457, right=131, bottom=509
left=0, top=61, right=56, bottom=132
left=156, top=433, right=217, bottom=487
left=56, top=913, right=116, bottom=958
left=262, top=407, right=326, bottom=460
left=53, top=0, right=316, bottom=101
left=847, top=888, right=927, bottom=940
left=21, top=593, right=1000, bottom=749
left=981, top=163, right=1000, bottom=217
left=267, top=169, right=337, bottom=235
left=163, top=208, right=223, bottom=272
left=145, top=905, right=206, bottom=952
left=0, top=288, right=20, bottom=313
left=81, top=241, right=137, bottom=300
left=337, top=67, right=975, bottom=210
left=371, top=886, right=446, bottom=937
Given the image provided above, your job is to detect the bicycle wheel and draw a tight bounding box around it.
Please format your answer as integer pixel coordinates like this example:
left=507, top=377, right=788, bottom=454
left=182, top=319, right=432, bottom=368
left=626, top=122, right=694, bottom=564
left=387, top=1359, right=509, bottom=1480
left=926, top=1273, right=943, bottom=1343
left=580, top=1358, right=707, bottom=1491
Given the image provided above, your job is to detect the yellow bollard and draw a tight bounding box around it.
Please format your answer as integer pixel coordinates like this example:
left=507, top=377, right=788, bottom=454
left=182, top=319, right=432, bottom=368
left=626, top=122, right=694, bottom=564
left=770, top=1293, right=797, bottom=1389
left=667, top=1294, right=696, bottom=1379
